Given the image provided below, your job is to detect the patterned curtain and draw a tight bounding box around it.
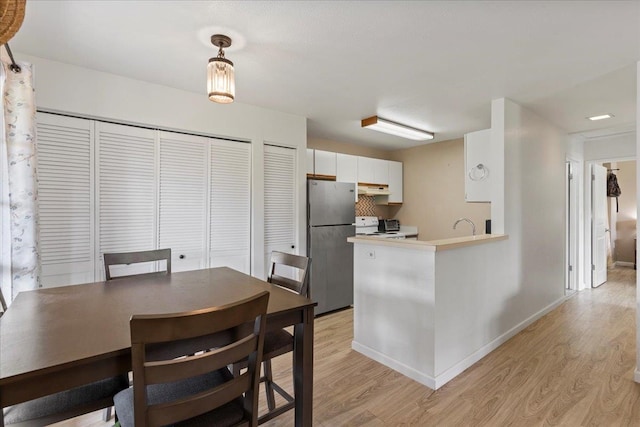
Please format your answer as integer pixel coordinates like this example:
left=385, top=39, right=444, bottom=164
left=1, top=59, right=39, bottom=303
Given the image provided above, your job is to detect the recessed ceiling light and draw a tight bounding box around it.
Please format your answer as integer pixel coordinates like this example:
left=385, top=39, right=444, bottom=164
left=587, top=114, right=614, bottom=121
left=361, top=116, right=434, bottom=141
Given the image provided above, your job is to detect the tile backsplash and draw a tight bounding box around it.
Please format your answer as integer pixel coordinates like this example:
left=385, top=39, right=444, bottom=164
left=356, top=195, right=380, bottom=217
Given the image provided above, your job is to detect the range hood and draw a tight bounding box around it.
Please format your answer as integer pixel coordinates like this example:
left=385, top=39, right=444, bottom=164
left=357, top=184, right=391, bottom=196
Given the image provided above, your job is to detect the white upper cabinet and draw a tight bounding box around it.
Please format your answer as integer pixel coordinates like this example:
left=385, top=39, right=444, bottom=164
left=387, top=161, right=403, bottom=204
left=314, top=150, right=337, bottom=177
left=306, top=148, right=314, bottom=175
left=357, top=157, right=388, bottom=185
left=336, top=153, right=358, bottom=202
left=464, top=129, right=492, bottom=203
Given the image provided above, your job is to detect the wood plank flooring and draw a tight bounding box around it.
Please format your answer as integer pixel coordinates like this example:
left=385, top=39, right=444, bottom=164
left=55, top=267, right=639, bottom=426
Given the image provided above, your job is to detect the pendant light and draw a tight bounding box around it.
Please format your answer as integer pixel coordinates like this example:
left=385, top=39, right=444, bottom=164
left=208, top=34, right=235, bottom=104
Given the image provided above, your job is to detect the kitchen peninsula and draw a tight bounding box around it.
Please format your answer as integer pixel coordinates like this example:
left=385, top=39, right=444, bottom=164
left=348, top=233, right=517, bottom=390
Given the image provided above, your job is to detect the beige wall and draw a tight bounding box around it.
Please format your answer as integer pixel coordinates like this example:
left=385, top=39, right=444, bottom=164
left=615, top=160, right=636, bottom=263
left=309, top=136, right=490, bottom=239
left=388, top=138, right=491, bottom=240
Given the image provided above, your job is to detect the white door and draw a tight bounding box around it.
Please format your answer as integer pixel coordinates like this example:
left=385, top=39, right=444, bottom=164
left=159, top=131, right=208, bottom=272
left=209, top=139, right=251, bottom=274
left=37, top=113, right=95, bottom=286
left=591, top=164, right=607, bottom=287
left=264, top=144, right=296, bottom=278
left=95, top=122, right=158, bottom=279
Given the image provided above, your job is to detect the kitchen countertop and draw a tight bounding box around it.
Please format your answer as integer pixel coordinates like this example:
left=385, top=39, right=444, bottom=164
left=347, top=233, right=508, bottom=251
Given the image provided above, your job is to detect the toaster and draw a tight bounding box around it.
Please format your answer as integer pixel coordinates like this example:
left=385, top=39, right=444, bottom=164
left=378, top=219, right=400, bottom=233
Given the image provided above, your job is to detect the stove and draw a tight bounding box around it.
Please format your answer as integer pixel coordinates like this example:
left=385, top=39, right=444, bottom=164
left=355, top=216, right=406, bottom=239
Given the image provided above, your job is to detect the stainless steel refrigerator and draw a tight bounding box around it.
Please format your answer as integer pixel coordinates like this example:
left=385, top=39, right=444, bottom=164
left=307, top=179, right=355, bottom=315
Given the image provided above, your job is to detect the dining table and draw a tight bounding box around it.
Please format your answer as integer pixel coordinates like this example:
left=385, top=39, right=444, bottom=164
left=0, top=267, right=315, bottom=426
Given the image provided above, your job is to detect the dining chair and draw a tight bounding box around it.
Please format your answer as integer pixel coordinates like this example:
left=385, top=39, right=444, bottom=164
left=0, top=287, right=7, bottom=317
left=113, top=290, right=270, bottom=427
left=103, top=248, right=171, bottom=280
left=2, top=373, right=128, bottom=426
left=234, top=251, right=310, bottom=424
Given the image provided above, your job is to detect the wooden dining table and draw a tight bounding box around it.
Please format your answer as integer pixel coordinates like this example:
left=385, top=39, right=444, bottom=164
left=0, top=267, right=315, bottom=426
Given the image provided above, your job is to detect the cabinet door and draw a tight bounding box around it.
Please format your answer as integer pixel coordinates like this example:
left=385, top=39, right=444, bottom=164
left=96, top=122, right=157, bottom=279
left=210, top=139, right=251, bottom=275
left=336, top=153, right=358, bottom=202
left=37, top=113, right=95, bottom=287
left=264, top=144, right=297, bottom=278
left=388, top=161, right=403, bottom=204
left=357, top=156, right=376, bottom=184
left=314, top=150, right=336, bottom=178
left=373, top=158, right=389, bottom=185
left=159, top=132, right=208, bottom=272
left=464, top=129, right=491, bottom=202
left=306, top=148, right=314, bottom=175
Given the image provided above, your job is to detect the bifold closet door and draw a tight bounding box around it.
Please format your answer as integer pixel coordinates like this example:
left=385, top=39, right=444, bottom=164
left=37, top=113, right=95, bottom=286
left=263, top=144, right=297, bottom=279
left=95, top=122, right=157, bottom=279
left=159, top=131, right=208, bottom=272
left=209, top=139, right=251, bottom=274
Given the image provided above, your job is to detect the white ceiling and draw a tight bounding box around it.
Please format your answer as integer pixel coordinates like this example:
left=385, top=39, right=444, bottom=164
left=10, top=1, right=640, bottom=150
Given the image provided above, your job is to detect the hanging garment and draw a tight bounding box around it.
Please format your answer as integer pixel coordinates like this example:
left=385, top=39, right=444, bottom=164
left=607, top=171, right=621, bottom=212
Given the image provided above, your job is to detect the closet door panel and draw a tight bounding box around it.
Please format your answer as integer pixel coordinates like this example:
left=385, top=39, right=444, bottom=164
left=37, top=113, right=94, bottom=286
left=264, top=144, right=297, bottom=278
left=159, top=132, right=208, bottom=272
left=96, top=122, right=157, bottom=279
left=209, top=139, right=251, bottom=274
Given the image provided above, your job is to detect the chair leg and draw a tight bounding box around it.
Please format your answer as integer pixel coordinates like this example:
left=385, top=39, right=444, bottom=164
left=263, top=360, right=276, bottom=411
left=102, top=407, right=112, bottom=422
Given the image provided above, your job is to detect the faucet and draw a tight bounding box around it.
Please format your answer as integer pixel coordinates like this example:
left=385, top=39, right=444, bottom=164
left=453, top=218, right=476, bottom=236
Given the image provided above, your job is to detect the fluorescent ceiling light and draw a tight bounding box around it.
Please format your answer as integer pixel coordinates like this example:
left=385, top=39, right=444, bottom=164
left=361, top=116, right=434, bottom=141
left=587, top=114, right=614, bottom=121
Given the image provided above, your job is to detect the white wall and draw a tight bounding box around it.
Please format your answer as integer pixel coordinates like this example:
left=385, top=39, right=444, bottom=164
left=584, top=133, right=636, bottom=161
left=20, top=53, right=307, bottom=279
left=635, top=60, right=640, bottom=384
left=490, top=97, right=567, bottom=332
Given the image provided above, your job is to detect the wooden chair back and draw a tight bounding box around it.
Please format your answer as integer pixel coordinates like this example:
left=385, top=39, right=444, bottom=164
left=130, top=291, right=269, bottom=427
left=103, top=248, right=171, bottom=281
left=267, top=251, right=310, bottom=297
left=0, top=287, right=7, bottom=317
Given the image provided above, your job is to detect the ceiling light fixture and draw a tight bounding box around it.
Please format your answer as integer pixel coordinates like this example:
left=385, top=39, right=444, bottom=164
left=208, top=34, right=235, bottom=104
left=361, top=116, right=434, bottom=141
left=587, top=114, right=614, bottom=121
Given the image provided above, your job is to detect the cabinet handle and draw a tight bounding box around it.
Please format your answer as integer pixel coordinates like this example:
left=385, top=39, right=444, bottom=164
left=179, top=254, right=185, bottom=259
left=468, top=163, right=488, bottom=181
left=291, top=245, right=295, bottom=249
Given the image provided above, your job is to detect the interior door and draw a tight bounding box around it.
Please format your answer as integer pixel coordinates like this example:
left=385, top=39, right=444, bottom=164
left=264, top=144, right=297, bottom=279
left=591, top=164, right=607, bottom=287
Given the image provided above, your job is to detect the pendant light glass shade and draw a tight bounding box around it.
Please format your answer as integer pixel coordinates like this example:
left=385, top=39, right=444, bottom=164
left=208, top=34, right=235, bottom=104
left=207, top=57, right=235, bottom=103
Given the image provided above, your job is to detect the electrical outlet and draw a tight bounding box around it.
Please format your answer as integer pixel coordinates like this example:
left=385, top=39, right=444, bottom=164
left=367, top=250, right=375, bottom=259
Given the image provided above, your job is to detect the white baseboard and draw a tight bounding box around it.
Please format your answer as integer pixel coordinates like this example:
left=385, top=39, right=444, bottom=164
left=352, top=295, right=568, bottom=391
left=351, top=341, right=436, bottom=390
left=635, top=369, right=640, bottom=383
left=614, top=261, right=634, bottom=268
left=433, top=295, right=568, bottom=388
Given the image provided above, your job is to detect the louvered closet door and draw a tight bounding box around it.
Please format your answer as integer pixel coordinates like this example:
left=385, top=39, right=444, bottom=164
left=37, top=113, right=94, bottom=287
left=159, top=131, right=208, bottom=272
left=264, top=144, right=297, bottom=278
left=96, top=122, right=157, bottom=279
left=209, top=139, right=251, bottom=274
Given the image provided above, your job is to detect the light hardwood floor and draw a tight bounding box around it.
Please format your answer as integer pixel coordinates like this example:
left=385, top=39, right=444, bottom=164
left=55, top=267, right=639, bottom=426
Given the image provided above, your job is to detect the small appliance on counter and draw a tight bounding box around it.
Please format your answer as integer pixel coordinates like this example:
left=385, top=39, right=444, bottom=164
left=355, top=216, right=406, bottom=239
left=378, top=219, right=400, bottom=233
